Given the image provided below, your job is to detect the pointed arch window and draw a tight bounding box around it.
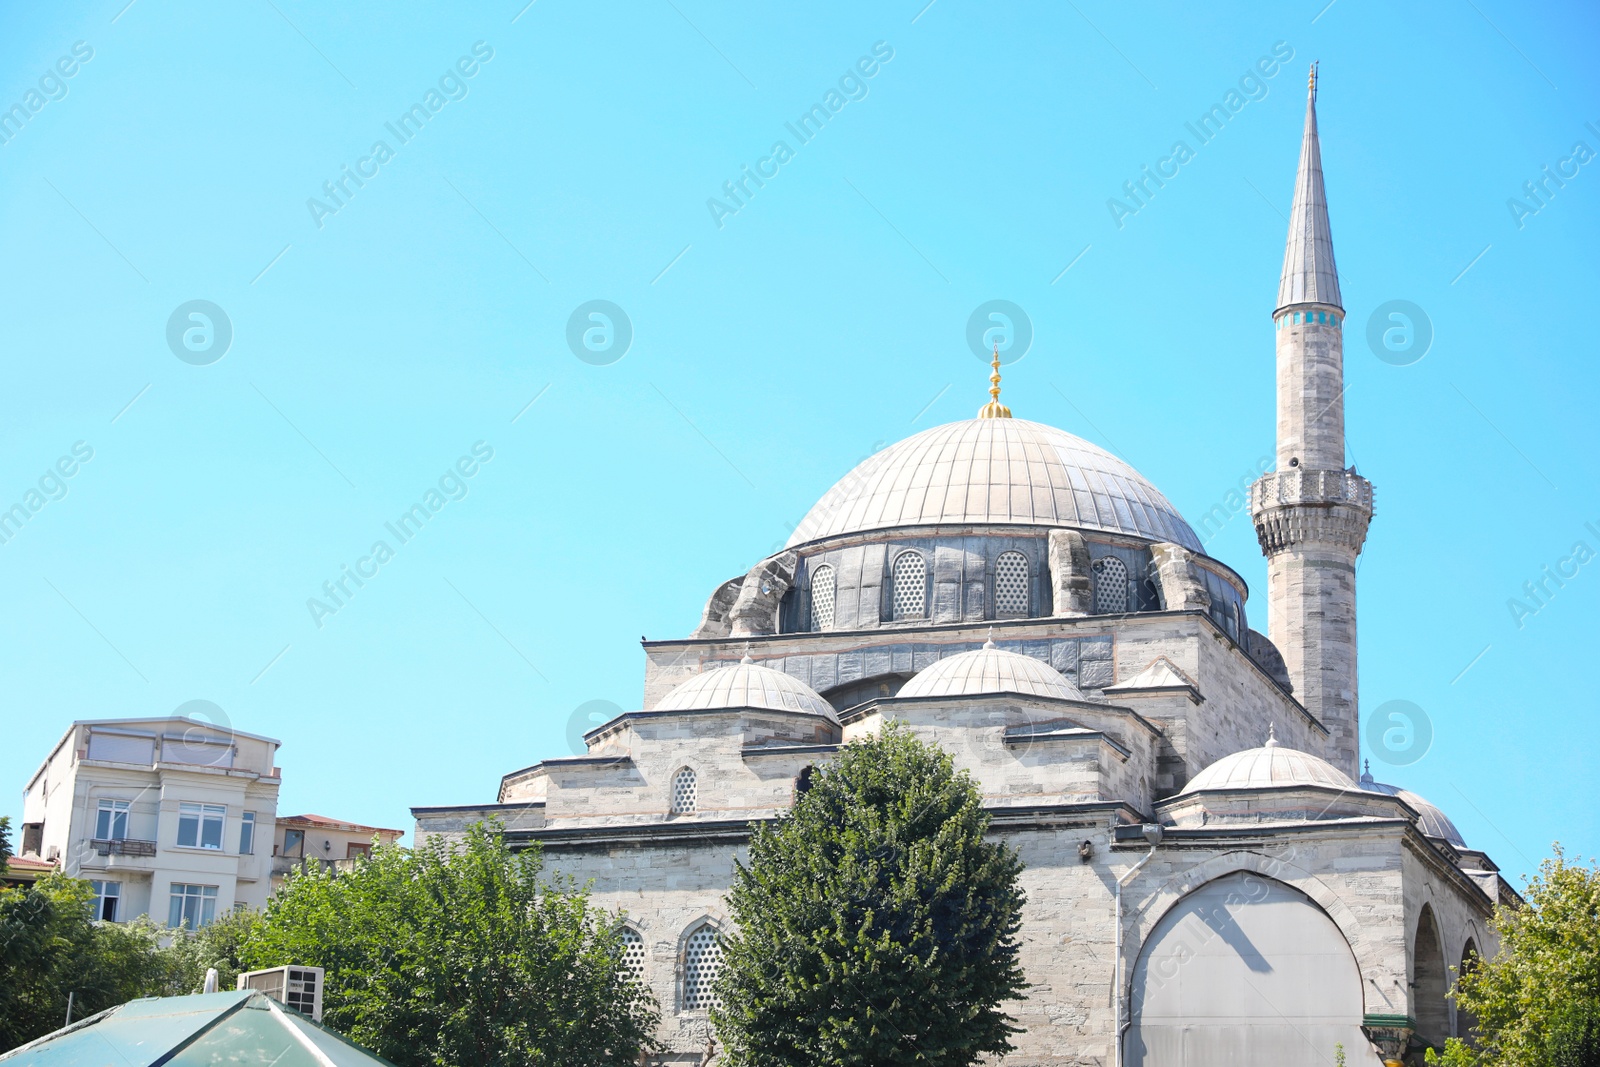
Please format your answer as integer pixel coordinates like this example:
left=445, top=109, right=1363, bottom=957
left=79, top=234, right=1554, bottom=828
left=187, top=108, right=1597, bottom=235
left=810, top=564, right=836, bottom=631
left=890, top=551, right=926, bottom=621
left=619, top=926, right=647, bottom=983
left=681, top=923, right=723, bottom=1012
left=670, top=767, right=697, bottom=814
left=994, top=551, right=1030, bottom=618
left=1092, top=556, right=1129, bottom=614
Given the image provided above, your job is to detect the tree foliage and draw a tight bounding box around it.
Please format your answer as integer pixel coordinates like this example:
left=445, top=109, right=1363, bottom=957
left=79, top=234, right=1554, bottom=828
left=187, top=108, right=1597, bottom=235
left=242, top=821, right=657, bottom=1067
left=1427, top=846, right=1600, bottom=1067
left=713, top=721, right=1028, bottom=1067
left=0, top=874, right=170, bottom=1051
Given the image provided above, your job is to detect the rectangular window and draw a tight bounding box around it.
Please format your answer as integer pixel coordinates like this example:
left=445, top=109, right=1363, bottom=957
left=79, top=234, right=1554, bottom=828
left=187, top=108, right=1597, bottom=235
left=346, top=842, right=370, bottom=860
left=177, top=803, right=227, bottom=849
left=95, top=800, right=130, bottom=841
left=283, top=828, right=305, bottom=859
left=239, top=812, right=256, bottom=855
left=89, top=880, right=121, bottom=922
left=168, top=883, right=219, bottom=929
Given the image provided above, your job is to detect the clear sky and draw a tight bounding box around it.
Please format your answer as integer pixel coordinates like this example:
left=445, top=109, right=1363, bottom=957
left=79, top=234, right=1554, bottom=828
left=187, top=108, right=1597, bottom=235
left=1, top=0, right=1595, bottom=885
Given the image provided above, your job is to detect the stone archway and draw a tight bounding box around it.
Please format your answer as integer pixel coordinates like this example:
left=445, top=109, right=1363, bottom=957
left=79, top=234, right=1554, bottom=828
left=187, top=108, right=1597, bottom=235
left=1414, top=905, right=1450, bottom=1049
left=1127, top=871, right=1383, bottom=1066
left=1454, top=937, right=1481, bottom=1043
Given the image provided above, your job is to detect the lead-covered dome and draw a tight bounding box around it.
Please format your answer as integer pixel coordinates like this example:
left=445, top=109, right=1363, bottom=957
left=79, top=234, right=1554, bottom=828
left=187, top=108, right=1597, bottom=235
left=1182, top=732, right=1357, bottom=794
left=787, top=418, right=1201, bottom=550
left=1360, top=767, right=1466, bottom=847
left=898, top=639, right=1083, bottom=701
left=655, top=656, right=836, bottom=719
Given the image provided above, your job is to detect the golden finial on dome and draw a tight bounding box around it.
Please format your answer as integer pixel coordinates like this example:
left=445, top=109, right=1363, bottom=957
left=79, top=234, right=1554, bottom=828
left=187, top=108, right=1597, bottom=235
left=977, top=343, right=1012, bottom=419
left=1308, top=61, right=1317, bottom=98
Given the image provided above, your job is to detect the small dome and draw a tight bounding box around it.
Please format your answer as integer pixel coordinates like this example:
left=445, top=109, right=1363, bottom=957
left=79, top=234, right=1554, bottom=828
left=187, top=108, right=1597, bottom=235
left=1182, top=729, right=1357, bottom=794
left=786, top=418, right=1201, bottom=550
left=898, top=637, right=1083, bottom=701
left=656, top=656, right=836, bottom=719
left=1360, top=764, right=1466, bottom=847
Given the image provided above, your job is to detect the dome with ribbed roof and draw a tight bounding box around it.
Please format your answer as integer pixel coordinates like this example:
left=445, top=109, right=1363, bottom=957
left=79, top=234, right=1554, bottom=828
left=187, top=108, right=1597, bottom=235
left=655, top=656, right=836, bottom=719
left=1360, top=764, right=1466, bottom=847
left=786, top=418, right=1200, bottom=550
left=898, top=637, right=1083, bottom=701
left=1182, top=729, right=1357, bottom=794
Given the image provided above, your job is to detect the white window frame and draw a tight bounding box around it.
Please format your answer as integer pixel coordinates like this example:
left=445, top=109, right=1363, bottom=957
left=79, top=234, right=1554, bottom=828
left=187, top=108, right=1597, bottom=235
left=89, top=880, right=121, bottom=922
left=177, top=802, right=227, bottom=850
left=95, top=799, right=130, bottom=841
left=168, top=883, right=219, bottom=929
left=239, top=811, right=256, bottom=855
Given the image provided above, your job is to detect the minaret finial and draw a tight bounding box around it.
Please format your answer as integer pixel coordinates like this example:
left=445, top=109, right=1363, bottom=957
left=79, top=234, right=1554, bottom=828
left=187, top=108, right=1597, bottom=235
left=1309, top=60, right=1317, bottom=99
left=977, top=343, right=1012, bottom=419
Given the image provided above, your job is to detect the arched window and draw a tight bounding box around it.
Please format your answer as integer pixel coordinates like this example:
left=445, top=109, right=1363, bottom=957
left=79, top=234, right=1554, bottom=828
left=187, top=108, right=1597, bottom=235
left=682, top=923, right=723, bottom=1011
left=1414, top=906, right=1450, bottom=1048
left=1456, top=939, right=1481, bottom=1041
left=670, top=767, right=697, bottom=814
left=890, top=551, right=926, bottom=620
left=1092, top=555, right=1129, bottom=614
left=994, top=551, right=1030, bottom=618
left=620, top=926, right=646, bottom=982
left=810, top=564, right=836, bottom=631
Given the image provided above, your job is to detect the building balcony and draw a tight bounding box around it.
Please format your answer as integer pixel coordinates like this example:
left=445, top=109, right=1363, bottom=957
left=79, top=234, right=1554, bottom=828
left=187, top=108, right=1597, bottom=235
left=91, top=838, right=158, bottom=857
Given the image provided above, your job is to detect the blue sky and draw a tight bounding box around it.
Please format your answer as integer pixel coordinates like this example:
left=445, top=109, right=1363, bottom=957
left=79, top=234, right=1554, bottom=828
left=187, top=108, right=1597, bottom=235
left=1, top=0, right=1594, bottom=885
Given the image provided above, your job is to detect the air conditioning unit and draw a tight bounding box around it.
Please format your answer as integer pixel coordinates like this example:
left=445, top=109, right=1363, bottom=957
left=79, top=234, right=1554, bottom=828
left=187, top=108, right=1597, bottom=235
left=236, top=965, right=324, bottom=1021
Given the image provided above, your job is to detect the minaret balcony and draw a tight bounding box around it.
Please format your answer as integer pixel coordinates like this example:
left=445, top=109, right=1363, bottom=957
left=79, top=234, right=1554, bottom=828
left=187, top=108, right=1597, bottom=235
left=1249, top=469, right=1374, bottom=554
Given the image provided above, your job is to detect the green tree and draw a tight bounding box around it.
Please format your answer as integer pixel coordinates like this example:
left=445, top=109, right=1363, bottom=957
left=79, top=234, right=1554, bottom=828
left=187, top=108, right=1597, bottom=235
left=160, top=907, right=263, bottom=995
left=1427, top=846, right=1600, bottom=1067
left=0, top=874, right=168, bottom=1051
left=713, top=721, right=1028, bottom=1067
left=0, top=816, right=12, bottom=875
left=243, top=821, right=656, bottom=1067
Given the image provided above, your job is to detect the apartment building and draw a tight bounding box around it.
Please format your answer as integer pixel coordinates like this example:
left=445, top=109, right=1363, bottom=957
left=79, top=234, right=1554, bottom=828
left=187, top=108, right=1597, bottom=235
left=18, top=716, right=281, bottom=926
left=270, top=813, right=403, bottom=891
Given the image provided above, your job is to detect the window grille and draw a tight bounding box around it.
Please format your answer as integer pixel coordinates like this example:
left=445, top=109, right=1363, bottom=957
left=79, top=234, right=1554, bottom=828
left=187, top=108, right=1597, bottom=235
left=671, top=767, right=697, bottom=814
left=810, top=564, right=836, bottom=631
left=682, top=925, right=723, bottom=1011
left=621, top=927, right=647, bottom=982
left=1092, top=556, right=1129, bottom=614
left=994, top=551, right=1030, bottom=617
left=890, top=551, right=926, bottom=620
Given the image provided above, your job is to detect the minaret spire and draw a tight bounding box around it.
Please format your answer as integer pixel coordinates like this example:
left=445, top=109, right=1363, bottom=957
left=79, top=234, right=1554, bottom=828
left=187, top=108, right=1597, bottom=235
left=1277, top=62, right=1341, bottom=313
left=1250, top=68, right=1373, bottom=780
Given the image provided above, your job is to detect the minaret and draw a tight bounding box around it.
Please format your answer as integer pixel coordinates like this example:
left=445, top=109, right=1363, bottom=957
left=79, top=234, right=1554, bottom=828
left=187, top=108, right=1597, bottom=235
left=1250, top=65, right=1374, bottom=779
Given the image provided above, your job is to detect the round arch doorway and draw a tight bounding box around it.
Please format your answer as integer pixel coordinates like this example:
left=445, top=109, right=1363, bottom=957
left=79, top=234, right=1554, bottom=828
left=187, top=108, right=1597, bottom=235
left=1127, top=872, right=1383, bottom=1066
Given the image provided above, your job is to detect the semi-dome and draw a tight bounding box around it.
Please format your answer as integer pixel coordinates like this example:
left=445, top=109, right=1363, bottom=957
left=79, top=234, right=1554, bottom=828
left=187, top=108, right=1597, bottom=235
left=786, top=417, right=1201, bottom=550
left=655, top=655, right=836, bottom=719
left=1360, top=765, right=1466, bottom=847
left=898, top=637, right=1084, bottom=701
left=1182, top=729, right=1357, bottom=794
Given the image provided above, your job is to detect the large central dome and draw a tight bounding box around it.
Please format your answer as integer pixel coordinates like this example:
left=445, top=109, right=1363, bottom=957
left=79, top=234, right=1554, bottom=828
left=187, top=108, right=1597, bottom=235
left=787, top=418, right=1201, bottom=550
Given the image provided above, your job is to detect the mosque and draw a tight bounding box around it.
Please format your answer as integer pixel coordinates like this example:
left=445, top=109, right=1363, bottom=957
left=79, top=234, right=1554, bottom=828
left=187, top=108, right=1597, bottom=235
left=413, top=71, right=1514, bottom=1066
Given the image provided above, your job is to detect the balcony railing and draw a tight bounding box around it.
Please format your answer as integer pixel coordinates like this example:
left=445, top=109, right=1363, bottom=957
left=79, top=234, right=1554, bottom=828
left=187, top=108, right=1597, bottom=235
left=91, top=838, right=157, bottom=857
